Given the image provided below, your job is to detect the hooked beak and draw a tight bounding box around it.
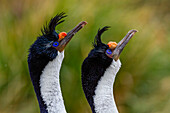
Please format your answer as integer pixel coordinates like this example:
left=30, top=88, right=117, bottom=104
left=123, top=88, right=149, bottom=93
left=107, top=30, right=138, bottom=61
left=56, top=21, right=87, bottom=52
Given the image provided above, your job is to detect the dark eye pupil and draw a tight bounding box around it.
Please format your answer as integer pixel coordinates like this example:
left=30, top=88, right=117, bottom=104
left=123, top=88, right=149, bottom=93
left=106, top=49, right=112, bottom=54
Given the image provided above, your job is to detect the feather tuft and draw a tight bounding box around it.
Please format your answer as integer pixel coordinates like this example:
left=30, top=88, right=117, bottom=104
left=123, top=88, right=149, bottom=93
left=93, top=26, right=110, bottom=47
left=41, top=12, right=67, bottom=35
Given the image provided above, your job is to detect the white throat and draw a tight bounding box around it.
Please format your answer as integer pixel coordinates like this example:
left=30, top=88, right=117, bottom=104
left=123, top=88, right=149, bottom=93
left=40, top=51, right=67, bottom=113
left=93, top=59, right=121, bottom=113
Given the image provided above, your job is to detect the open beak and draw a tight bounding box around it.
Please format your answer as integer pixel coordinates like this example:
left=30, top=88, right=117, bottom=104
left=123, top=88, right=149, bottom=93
left=56, top=21, right=87, bottom=52
left=107, top=30, right=138, bottom=61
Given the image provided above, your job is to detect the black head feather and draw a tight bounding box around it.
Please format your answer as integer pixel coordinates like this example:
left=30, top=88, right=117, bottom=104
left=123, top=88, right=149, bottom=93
left=29, top=12, right=68, bottom=61
left=41, top=12, right=67, bottom=37
left=93, top=26, right=110, bottom=47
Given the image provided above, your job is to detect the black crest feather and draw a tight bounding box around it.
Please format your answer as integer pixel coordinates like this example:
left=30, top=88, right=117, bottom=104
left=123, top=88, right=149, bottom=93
left=41, top=12, right=67, bottom=35
left=93, top=26, right=110, bottom=47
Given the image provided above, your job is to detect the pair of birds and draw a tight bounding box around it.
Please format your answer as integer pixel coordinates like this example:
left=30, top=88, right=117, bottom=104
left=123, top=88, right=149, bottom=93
left=28, top=12, right=137, bottom=113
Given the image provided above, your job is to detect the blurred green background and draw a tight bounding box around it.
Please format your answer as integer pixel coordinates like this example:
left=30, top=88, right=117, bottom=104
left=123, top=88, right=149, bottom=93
left=0, top=0, right=170, bottom=113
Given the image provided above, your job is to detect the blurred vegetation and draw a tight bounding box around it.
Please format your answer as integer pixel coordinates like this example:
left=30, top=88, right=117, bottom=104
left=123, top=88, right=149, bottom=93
left=0, top=0, right=170, bottom=113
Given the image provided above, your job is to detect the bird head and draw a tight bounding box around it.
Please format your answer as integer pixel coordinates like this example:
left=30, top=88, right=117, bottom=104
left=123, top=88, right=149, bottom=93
left=88, top=26, right=137, bottom=63
left=29, top=12, right=87, bottom=60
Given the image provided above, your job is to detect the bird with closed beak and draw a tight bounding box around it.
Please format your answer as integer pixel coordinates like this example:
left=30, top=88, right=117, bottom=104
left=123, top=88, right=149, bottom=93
left=81, top=26, right=137, bottom=113
left=28, top=12, right=87, bottom=113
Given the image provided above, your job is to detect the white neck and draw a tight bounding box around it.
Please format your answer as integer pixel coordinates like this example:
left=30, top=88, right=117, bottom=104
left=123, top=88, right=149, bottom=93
left=40, top=51, right=67, bottom=113
left=93, top=59, right=121, bottom=113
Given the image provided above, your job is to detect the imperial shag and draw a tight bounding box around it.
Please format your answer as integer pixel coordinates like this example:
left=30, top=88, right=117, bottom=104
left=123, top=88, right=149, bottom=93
left=28, top=12, right=87, bottom=113
left=81, top=27, right=137, bottom=113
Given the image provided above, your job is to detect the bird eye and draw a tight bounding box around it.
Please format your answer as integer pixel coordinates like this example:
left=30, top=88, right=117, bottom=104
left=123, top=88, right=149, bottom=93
left=52, top=41, right=59, bottom=47
left=106, top=49, right=112, bottom=55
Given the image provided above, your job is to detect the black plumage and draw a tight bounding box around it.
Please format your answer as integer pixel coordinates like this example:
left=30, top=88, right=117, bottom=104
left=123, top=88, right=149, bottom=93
left=28, top=12, right=87, bottom=113
left=81, top=27, right=137, bottom=113
left=28, top=12, right=67, bottom=113
left=81, top=26, right=112, bottom=113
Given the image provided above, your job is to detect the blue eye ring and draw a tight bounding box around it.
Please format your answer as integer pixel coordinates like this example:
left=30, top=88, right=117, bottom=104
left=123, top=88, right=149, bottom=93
left=106, top=49, right=112, bottom=55
left=52, top=41, right=59, bottom=47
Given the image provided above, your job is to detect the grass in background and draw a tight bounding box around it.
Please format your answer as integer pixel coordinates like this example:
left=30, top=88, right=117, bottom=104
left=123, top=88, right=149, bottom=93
left=0, top=0, right=170, bottom=113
